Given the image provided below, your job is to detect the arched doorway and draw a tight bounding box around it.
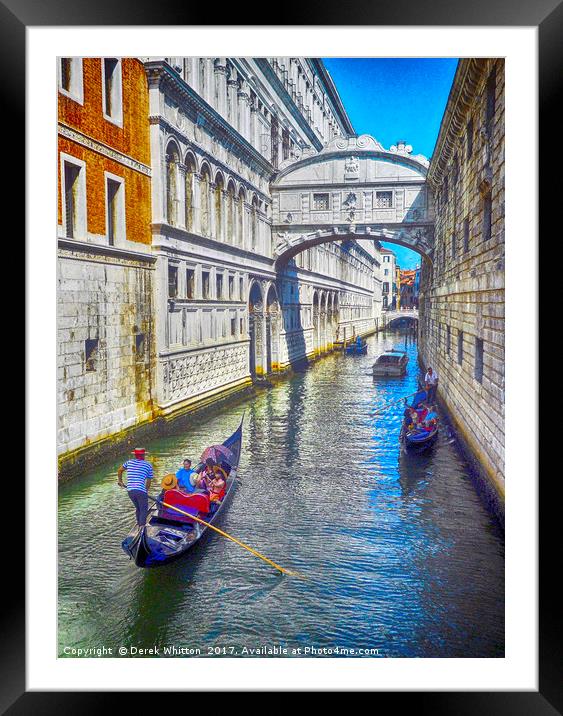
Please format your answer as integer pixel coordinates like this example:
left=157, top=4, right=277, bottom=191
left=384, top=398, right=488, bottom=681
left=248, top=281, right=264, bottom=378
left=312, top=291, right=320, bottom=355
left=266, top=284, right=281, bottom=373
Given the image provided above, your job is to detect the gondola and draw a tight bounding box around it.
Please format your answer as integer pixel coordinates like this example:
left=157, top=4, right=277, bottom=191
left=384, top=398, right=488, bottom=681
left=399, top=389, right=439, bottom=452
left=345, top=337, right=368, bottom=355
left=121, top=417, right=243, bottom=568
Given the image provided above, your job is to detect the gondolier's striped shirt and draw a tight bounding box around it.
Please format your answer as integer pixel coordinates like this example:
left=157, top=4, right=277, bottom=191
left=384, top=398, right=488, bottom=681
left=122, top=459, right=153, bottom=493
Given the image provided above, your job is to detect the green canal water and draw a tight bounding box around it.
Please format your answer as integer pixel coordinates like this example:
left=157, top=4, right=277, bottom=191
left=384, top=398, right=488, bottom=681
left=58, top=332, right=504, bottom=658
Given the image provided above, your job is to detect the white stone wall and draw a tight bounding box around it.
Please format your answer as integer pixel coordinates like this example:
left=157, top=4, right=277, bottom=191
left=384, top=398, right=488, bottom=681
left=419, top=59, right=505, bottom=500
left=148, top=58, right=383, bottom=416
left=57, top=244, right=156, bottom=457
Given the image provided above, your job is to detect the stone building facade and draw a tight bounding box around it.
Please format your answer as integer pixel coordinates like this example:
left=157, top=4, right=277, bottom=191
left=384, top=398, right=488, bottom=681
left=144, top=58, right=384, bottom=419
left=418, top=58, right=505, bottom=514
left=57, top=58, right=156, bottom=470
left=380, top=247, right=398, bottom=309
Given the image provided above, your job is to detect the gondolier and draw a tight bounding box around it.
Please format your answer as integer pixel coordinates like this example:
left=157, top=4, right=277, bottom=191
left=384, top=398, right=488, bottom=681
left=424, top=366, right=438, bottom=403
left=118, top=448, right=154, bottom=527
left=121, top=419, right=244, bottom=568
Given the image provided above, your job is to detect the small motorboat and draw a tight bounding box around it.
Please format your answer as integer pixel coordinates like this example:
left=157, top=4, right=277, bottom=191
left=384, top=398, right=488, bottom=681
left=121, top=418, right=243, bottom=568
left=372, top=349, right=408, bottom=377
left=345, top=337, right=368, bottom=355
left=400, top=390, right=439, bottom=452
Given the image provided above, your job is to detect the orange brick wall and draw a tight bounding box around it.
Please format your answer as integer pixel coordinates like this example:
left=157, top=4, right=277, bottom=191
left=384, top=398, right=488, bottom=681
left=57, top=57, right=151, bottom=245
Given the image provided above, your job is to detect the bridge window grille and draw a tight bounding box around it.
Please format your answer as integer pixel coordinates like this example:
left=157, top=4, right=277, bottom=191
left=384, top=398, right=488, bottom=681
left=375, top=191, right=393, bottom=208
left=313, top=193, right=329, bottom=210
left=451, top=232, right=456, bottom=259
left=475, top=337, right=484, bottom=383
left=457, top=330, right=464, bottom=365
left=446, top=325, right=451, bottom=355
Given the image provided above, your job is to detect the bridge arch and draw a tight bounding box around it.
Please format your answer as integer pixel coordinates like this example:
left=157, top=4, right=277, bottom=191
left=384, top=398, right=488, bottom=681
left=270, top=134, right=435, bottom=266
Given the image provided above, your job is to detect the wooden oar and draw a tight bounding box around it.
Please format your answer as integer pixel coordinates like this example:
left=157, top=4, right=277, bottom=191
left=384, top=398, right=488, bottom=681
left=147, top=494, right=303, bottom=578
left=370, top=391, right=421, bottom=417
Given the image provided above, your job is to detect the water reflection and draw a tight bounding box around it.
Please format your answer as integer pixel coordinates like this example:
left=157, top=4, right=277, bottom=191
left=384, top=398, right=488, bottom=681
left=58, top=330, right=504, bottom=658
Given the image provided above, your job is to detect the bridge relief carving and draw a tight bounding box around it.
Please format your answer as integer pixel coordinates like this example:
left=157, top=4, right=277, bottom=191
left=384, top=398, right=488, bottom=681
left=271, top=134, right=435, bottom=264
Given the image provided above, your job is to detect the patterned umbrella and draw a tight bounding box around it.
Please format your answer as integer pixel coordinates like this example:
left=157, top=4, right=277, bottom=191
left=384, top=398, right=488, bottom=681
left=200, top=444, right=235, bottom=466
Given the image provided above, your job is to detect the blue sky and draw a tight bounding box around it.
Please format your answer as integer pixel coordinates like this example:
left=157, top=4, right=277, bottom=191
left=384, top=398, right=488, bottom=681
left=323, top=58, right=458, bottom=269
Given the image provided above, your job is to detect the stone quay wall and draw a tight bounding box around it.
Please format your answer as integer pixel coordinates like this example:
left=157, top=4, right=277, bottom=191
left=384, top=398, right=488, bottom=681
left=419, top=58, right=505, bottom=515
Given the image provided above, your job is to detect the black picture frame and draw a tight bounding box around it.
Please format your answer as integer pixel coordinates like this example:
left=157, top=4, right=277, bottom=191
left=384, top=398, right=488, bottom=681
left=10, top=0, right=556, bottom=710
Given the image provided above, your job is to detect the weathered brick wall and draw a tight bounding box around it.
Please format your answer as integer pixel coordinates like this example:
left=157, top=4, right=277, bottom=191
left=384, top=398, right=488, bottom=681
left=420, top=59, right=505, bottom=504
left=57, top=58, right=152, bottom=244
left=58, top=58, right=151, bottom=164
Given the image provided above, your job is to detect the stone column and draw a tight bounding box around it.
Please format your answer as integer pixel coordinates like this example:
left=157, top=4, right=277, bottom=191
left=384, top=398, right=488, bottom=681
left=192, top=173, right=202, bottom=235
left=214, top=58, right=228, bottom=116
left=237, top=80, right=251, bottom=141
left=250, top=95, right=259, bottom=150
left=227, top=75, right=239, bottom=129
left=177, top=164, right=187, bottom=230
left=209, top=182, right=216, bottom=240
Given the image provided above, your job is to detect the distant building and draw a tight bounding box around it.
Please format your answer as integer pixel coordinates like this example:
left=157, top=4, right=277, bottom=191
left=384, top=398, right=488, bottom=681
left=380, top=247, right=397, bottom=309
left=399, top=268, right=418, bottom=308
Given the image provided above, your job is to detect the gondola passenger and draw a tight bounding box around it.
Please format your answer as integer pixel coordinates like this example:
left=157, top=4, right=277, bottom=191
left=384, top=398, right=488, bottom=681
left=209, top=473, right=227, bottom=503
left=176, top=458, right=197, bottom=493
left=196, top=458, right=227, bottom=492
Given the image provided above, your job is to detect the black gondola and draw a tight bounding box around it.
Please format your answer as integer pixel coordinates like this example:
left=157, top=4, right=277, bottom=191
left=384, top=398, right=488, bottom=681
left=121, top=418, right=243, bottom=568
left=400, top=390, right=439, bottom=452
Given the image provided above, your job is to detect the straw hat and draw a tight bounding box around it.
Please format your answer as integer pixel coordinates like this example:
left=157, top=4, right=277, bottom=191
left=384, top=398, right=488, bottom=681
left=161, top=474, right=178, bottom=491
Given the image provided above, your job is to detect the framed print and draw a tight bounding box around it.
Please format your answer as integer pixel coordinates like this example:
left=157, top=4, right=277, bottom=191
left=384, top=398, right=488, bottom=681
left=8, top=0, right=557, bottom=708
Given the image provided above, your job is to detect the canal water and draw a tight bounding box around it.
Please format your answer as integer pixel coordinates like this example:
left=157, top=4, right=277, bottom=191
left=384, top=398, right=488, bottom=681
left=58, top=332, right=504, bottom=658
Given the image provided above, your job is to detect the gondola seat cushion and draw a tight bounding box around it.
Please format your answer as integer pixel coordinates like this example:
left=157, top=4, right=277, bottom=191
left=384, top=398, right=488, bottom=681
left=159, top=489, right=210, bottom=521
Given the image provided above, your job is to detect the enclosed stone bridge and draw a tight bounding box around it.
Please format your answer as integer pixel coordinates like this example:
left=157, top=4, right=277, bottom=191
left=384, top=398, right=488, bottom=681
left=271, top=134, right=435, bottom=266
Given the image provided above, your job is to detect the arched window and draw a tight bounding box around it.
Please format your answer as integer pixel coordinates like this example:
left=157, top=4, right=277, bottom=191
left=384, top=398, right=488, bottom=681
left=165, top=143, right=180, bottom=225
left=214, top=173, right=224, bottom=240
left=184, top=154, right=196, bottom=231
left=226, top=181, right=236, bottom=243
left=200, top=164, right=211, bottom=236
